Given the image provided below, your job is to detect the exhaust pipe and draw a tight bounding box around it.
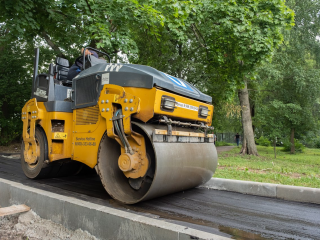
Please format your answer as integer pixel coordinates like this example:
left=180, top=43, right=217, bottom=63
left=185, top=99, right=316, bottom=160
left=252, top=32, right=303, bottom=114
left=31, top=48, right=39, bottom=98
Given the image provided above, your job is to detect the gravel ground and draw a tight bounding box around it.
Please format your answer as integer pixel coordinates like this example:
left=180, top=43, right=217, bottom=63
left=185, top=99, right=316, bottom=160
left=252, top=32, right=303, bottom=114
left=0, top=210, right=98, bottom=240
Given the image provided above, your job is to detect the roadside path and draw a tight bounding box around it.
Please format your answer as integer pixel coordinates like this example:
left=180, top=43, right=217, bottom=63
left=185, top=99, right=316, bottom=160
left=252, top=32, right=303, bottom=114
left=216, top=146, right=235, bottom=153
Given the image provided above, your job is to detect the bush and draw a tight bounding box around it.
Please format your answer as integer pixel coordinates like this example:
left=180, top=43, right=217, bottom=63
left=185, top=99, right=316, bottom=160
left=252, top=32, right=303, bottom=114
left=256, top=136, right=271, bottom=147
left=215, top=141, right=233, bottom=146
left=315, top=138, right=320, bottom=148
left=303, top=136, right=320, bottom=148
left=0, top=119, right=22, bottom=146
left=282, top=138, right=305, bottom=153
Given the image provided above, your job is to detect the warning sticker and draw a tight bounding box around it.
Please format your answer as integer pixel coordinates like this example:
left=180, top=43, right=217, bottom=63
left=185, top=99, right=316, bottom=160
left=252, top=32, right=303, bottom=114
left=176, top=102, right=198, bottom=111
left=101, top=73, right=110, bottom=85
left=34, top=88, right=47, bottom=99
left=67, top=89, right=72, bottom=99
left=53, top=132, right=68, bottom=140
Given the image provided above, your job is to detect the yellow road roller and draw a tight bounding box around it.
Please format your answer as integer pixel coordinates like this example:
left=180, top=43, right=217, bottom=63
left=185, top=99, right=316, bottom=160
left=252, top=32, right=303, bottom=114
left=21, top=47, right=218, bottom=204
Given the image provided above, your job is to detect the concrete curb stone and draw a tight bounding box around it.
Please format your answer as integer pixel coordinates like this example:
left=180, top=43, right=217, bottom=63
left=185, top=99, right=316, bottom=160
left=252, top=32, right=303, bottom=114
left=200, top=178, right=320, bottom=205
left=0, top=178, right=231, bottom=240
left=201, top=178, right=277, bottom=198
left=276, top=184, right=320, bottom=204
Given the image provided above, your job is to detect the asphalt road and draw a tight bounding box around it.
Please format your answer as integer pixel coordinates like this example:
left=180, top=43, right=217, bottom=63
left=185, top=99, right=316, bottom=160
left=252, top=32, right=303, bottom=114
left=1, top=153, right=320, bottom=240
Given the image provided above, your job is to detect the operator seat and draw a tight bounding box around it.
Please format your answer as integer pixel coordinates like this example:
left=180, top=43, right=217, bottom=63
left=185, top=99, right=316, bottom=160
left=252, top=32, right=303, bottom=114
left=54, top=57, right=72, bottom=86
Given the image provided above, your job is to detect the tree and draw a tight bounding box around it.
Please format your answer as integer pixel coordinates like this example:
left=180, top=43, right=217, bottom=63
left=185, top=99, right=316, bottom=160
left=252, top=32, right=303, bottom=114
left=130, top=0, right=294, bottom=155
left=0, top=0, right=192, bottom=61
left=0, top=0, right=294, bottom=147
left=0, top=37, right=34, bottom=144
left=0, top=0, right=181, bottom=144
left=256, top=0, right=320, bottom=154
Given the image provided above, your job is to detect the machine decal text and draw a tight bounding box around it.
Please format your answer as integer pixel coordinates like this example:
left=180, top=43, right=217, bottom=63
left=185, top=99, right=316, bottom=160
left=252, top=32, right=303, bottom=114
left=176, top=102, right=198, bottom=111
left=75, top=137, right=96, bottom=146
left=75, top=142, right=96, bottom=146
left=101, top=73, right=110, bottom=85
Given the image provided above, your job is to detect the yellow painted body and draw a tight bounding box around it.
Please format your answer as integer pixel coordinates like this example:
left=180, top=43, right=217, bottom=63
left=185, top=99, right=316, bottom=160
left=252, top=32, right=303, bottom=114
left=22, top=85, right=214, bottom=169
left=125, top=87, right=214, bottom=125
left=22, top=100, right=73, bottom=163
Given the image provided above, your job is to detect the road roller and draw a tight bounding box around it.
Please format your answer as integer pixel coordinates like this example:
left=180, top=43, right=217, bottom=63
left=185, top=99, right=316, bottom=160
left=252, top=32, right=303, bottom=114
left=21, top=47, right=218, bottom=204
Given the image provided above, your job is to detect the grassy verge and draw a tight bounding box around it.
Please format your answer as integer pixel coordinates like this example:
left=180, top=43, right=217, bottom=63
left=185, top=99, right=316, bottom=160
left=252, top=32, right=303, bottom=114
left=215, top=146, right=320, bottom=188
left=215, top=141, right=235, bottom=147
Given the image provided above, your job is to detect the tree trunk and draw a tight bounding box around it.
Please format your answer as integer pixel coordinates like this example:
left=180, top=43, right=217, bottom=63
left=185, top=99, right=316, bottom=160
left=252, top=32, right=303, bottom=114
left=290, top=128, right=295, bottom=154
left=41, top=31, right=67, bottom=58
left=238, top=82, right=258, bottom=155
left=241, top=137, right=247, bottom=153
left=178, top=43, right=182, bottom=78
left=251, top=103, right=255, bottom=133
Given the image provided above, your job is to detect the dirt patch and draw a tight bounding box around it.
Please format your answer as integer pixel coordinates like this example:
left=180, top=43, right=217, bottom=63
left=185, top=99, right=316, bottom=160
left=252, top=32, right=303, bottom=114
left=247, top=168, right=272, bottom=175
left=216, top=146, right=235, bottom=153
left=219, top=152, right=270, bottom=161
left=0, top=210, right=98, bottom=240
left=0, top=143, right=20, bottom=154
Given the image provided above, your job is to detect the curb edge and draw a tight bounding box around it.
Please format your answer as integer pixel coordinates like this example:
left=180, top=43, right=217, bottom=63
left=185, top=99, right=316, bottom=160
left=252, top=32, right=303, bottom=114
left=199, top=178, right=320, bottom=205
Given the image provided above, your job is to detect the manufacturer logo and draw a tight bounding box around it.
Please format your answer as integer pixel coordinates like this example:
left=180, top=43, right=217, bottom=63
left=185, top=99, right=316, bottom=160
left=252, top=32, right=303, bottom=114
left=105, top=64, right=123, bottom=72
left=162, top=73, right=194, bottom=92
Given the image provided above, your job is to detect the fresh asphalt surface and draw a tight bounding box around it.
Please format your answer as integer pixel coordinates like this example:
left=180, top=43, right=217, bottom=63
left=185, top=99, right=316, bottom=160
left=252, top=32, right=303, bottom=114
left=1, top=152, right=320, bottom=240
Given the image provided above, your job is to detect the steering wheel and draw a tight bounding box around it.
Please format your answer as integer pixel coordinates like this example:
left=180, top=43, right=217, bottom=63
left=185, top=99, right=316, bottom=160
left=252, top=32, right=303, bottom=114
left=75, top=56, right=84, bottom=68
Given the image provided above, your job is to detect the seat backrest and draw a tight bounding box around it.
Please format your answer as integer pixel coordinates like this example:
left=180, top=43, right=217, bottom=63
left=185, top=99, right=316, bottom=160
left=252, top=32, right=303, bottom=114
left=56, top=57, right=69, bottom=67
left=55, top=57, right=70, bottom=81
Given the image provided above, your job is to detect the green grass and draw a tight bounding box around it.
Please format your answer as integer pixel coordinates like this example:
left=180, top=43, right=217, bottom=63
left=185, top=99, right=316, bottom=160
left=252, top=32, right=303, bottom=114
left=215, top=141, right=235, bottom=147
left=215, top=145, right=320, bottom=188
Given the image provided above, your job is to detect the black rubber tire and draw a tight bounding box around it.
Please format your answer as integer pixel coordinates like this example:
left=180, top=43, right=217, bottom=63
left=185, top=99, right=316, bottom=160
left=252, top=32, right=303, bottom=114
left=21, top=127, right=51, bottom=179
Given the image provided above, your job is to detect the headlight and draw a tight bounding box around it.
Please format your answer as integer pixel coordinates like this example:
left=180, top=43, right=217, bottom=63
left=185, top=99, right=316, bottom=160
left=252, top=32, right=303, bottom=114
left=199, top=106, right=209, bottom=117
left=161, top=96, right=176, bottom=111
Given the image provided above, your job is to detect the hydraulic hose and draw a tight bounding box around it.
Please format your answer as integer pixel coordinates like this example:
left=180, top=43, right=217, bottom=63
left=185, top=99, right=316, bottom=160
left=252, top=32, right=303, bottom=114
left=114, top=109, right=132, bottom=154
left=114, top=109, right=127, bottom=150
left=118, top=117, right=132, bottom=154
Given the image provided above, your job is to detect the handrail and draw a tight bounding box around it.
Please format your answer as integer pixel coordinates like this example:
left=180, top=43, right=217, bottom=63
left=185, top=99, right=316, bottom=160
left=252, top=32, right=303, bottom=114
left=82, top=46, right=111, bottom=70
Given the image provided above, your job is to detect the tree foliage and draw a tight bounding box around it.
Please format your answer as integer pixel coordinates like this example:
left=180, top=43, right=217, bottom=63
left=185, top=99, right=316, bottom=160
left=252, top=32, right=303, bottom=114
left=0, top=38, right=34, bottom=144
left=131, top=0, right=294, bottom=103
left=255, top=0, right=320, bottom=153
left=0, top=0, right=294, bottom=146
left=130, top=0, right=294, bottom=155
